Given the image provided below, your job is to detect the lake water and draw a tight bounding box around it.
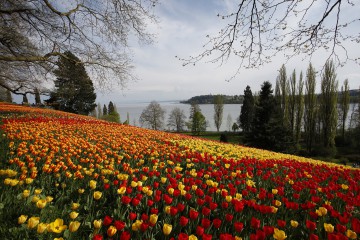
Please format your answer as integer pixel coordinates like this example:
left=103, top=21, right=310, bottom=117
left=115, top=101, right=358, bottom=132
left=115, top=101, right=242, bottom=132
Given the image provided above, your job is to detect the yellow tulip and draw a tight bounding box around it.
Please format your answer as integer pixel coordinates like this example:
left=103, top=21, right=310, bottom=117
left=168, top=188, right=174, bottom=195
left=189, top=235, right=198, bottom=240
left=93, top=219, right=102, bottom=229
left=31, top=195, right=40, bottom=203
left=290, top=220, right=298, bottom=228
left=107, top=225, right=117, bottom=237
left=225, top=195, right=232, bottom=202
left=149, top=214, right=158, bottom=225
left=93, top=191, right=102, bottom=200
left=324, top=223, right=334, bottom=233
left=71, top=202, right=80, bottom=210
left=273, top=228, right=287, bottom=240
left=36, top=199, right=47, bottom=209
left=22, top=190, right=30, bottom=198
left=34, top=189, right=42, bottom=195
left=117, top=186, right=126, bottom=195
left=37, top=223, right=48, bottom=234
left=27, top=216, right=40, bottom=229
left=89, top=180, right=97, bottom=189
left=78, top=188, right=85, bottom=194
left=46, top=196, right=53, bottom=202
left=69, top=221, right=81, bottom=232
left=131, top=181, right=138, bottom=187
left=346, top=230, right=357, bottom=239
left=69, top=211, right=79, bottom=219
left=25, top=178, right=33, bottom=184
left=48, top=218, right=67, bottom=233
left=163, top=223, right=172, bottom=235
left=132, top=220, right=142, bottom=231
left=18, top=215, right=28, bottom=224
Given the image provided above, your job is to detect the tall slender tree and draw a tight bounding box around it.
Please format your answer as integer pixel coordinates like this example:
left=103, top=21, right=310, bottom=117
left=249, top=81, right=276, bottom=149
left=339, top=79, right=350, bottom=144
left=294, top=71, right=304, bottom=145
left=239, top=86, right=255, bottom=133
left=213, top=95, right=224, bottom=132
left=304, top=63, right=317, bottom=154
left=320, top=60, right=338, bottom=149
left=288, top=69, right=297, bottom=135
left=277, top=64, right=289, bottom=127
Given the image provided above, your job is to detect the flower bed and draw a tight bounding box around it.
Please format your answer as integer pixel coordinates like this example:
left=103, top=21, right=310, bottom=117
left=0, top=102, right=359, bottom=239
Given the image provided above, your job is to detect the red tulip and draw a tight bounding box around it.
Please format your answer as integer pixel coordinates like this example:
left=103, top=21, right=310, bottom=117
left=234, top=222, right=243, bottom=232
left=225, top=213, right=233, bottom=222
left=201, top=207, right=211, bottom=216
left=114, top=220, right=125, bottom=230
left=121, top=196, right=131, bottom=205
left=336, top=224, right=346, bottom=233
left=277, top=219, right=286, bottom=228
left=219, top=233, right=234, bottom=240
left=202, top=233, right=212, bottom=240
left=306, top=220, right=317, bottom=231
left=103, top=215, right=113, bottom=226
left=141, top=213, right=148, bottom=221
left=201, top=218, right=211, bottom=229
left=119, top=231, right=131, bottom=240
left=251, top=217, right=261, bottom=229
left=179, top=216, right=189, bottom=227
left=140, top=222, right=149, bottom=232
left=309, top=234, right=319, bottom=240
left=177, top=203, right=185, bottom=212
left=351, top=217, right=360, bottom=233
left=178, top=233, right=189, bottom=240
left=170, top=206, right=178, bottom=216
left=129, top=212, right=137, bottom=221
left=189, top=209, right=199, bottom=220
left=263, top=226, right=274, bottom=236
left=213, top=218, right=221, bottom=228
left=93, top=234, right=103, bottom=240
left=196, top=225, right=204, bottom=236
left=131, top=198, right=140, bottom=207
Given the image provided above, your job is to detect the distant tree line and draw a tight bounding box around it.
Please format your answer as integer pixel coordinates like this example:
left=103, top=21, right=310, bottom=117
left=181, top=94, right=243, bottom=104
left=239, top=60, right=360, bottom=162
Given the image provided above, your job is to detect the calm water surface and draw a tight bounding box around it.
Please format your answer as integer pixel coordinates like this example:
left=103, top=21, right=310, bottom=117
left=116, top=101, right=242, bottom=132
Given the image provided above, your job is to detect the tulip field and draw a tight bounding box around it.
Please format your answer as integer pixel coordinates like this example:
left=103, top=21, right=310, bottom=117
left=0, top=102, right=359, bottom=240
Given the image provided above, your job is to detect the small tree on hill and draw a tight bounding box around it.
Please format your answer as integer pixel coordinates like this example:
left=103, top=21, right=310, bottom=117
left=213, top=95, right=224, bottom=132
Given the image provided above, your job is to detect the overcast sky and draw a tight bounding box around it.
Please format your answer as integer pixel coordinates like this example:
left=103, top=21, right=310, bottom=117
left=93, top=1, right=360, bottom=103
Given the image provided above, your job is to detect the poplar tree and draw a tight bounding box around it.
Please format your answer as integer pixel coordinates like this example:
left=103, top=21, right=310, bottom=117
left=288, top=69, right=297, bottom=135
left=339, top=79, right=350, bottom=144
left=304, top=63, right=317, bottom=154
left=213, top=95, right=224, bottom=132
left=294, top=71, right=304, bottom=145
left=320, top=60, right=338, bottom=150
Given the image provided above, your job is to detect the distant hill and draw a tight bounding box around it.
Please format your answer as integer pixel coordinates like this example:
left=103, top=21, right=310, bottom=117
left=180, top=94, right=243, bottom=104
left=181, top=89, right=359, bottom=105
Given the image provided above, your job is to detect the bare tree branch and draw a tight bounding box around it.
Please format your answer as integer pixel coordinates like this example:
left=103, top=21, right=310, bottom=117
left=180, top=0, right=359, bottom=79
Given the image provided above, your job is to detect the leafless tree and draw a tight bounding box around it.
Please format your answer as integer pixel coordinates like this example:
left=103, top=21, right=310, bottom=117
left=181, top=0, right=359, bottom=79
left=140, top=101, right=165, bottom=130
left=0, top=0, right=158, bottom=95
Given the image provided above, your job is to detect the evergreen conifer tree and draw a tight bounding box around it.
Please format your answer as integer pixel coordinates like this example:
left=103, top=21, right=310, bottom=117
left=239, top=85, right=254, bottom=133
left=47, top=51, right=96, bottom=115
